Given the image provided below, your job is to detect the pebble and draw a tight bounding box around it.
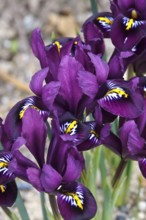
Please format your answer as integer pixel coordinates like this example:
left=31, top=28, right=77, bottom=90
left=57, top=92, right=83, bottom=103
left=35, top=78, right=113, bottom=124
left=138, top=201, right=146, bottom=212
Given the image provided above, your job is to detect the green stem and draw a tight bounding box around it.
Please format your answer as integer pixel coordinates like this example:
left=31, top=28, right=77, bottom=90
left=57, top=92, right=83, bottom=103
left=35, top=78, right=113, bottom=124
left=112, top=159, right=128, bottom=188
left=49, top=195, right=61, bottom=220
left=1, top=207, right=20, bottom=220
left=40, top=192, right=50, bottom=220
left=90, top=0, right=98, bottom=14
left=15, top=190, right=30, bottom=220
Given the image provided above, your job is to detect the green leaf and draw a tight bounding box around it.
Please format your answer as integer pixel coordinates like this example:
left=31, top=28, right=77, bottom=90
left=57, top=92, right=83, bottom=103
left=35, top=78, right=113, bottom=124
left=40, top=192, right=50, bottom=220
left=1, top=207, right=20, bottom=220
left=90, top=0, right=98, bottom=14
left=15, top=190, right=30, bottom=220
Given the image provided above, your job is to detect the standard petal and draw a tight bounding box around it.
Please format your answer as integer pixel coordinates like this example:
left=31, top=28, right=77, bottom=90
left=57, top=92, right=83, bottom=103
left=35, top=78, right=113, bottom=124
left=88, top=53, right=109, bottom=84
left=57, top=182, right=97, bottom=220
left=57, top=55, right=84, bottom=114
left=27, top=167, right=43, bottom=191
left=31, top=28, right=48, bottom=67
left=77, top=70, right=98, bottom=99
left=22, top=108, right=47, bottom=167
left=29, top=67, right=49, bottom=96
left=40, top=164, right=62, bottom=193
left=63, top=148, right=84, bottom=182
left=42, top=81, right=61, bottom=111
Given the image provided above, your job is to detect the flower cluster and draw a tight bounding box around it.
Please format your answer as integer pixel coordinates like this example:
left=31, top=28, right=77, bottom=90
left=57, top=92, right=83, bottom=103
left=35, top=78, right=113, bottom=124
left=1, top=0, right=146, bottom=219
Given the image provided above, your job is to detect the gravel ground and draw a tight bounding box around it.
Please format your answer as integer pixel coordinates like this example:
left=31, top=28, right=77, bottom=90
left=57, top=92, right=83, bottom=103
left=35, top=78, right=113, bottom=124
left=0, top=1, right=146, bottom=220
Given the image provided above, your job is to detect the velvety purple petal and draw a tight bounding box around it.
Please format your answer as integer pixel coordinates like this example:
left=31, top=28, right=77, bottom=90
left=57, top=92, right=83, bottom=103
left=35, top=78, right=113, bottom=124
left=98, top=80, right=144, bottom=118
left=135, top=0, right=146, bottom=18
left=40, top=164, right=62, bottom=193
left=9, top=150, right=38, bottom=182
left=63, top=148, right=84, bottom=182
left=116, top=0, right=133, bottom=11
left=57, top=182, right=97, bottom=220
left=0, top=181, right=17, bottom=207
left=11, top=137, right=26, bottom=152
left=88, top=53, right=109, bottom=84
left=111, top=15, right=146, bottom=51
left=31, top=28, right=48, bottom=67
left=22, top=108, right=47, bottom=167
left=138, top=158, right=146, bottom=178
left=29, top=67, right=49, bottom=96
left=119, top=120, right=145, bottom=159
left=57, top=55, right=84, bottom=114
left=42, top=81, right=60, bottom=111
left=27, top=167, right=43, bottom=191
left=77, top=70, right=98, bottom=99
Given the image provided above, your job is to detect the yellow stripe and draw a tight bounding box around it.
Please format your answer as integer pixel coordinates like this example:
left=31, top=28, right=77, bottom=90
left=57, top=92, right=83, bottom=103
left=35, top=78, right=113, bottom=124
left=126, top=18, right=134, bottom=30
left=0, top=185, right=6, bottom=193
left=105, top=88, right=128, bottom=98
left=97, top=17, right=113, bottom=25
left=54, top=41, right=62, bottom=53
left=67, top=192, right=83, bottom=210
left=0, top=162, right=8, bottom=168
left=65, top=120, right=78, bottom=134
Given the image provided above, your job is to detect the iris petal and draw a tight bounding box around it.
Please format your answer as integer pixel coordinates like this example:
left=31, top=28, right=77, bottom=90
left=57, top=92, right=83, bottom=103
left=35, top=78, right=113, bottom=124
left=57, top=182, right=97, bottom=220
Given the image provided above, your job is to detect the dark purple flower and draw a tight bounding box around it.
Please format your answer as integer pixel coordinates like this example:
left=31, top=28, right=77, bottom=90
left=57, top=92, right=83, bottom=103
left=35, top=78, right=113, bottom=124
left=0, top=122, right=18, bottom=207
left=3, top=96, right=49, bottom=146
left=10, top=108, right=97, bottom=219
left=110, top=0, right=146, bottom=51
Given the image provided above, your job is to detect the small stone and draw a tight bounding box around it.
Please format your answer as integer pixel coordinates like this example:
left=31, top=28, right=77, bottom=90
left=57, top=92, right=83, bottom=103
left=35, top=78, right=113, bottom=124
left=138, top=212, right=145, bottom=219
left=138, top=201, right=146, bottom=212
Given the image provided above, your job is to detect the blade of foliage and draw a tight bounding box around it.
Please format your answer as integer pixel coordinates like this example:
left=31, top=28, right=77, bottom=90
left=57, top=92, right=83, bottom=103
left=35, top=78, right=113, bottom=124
left=1, top=207, right=20, bottom=220
left=90, top=0, right=98, bottom=14
left=15, top=190, right=30, bottom=220
left=40, top=192, right=50, bottom=220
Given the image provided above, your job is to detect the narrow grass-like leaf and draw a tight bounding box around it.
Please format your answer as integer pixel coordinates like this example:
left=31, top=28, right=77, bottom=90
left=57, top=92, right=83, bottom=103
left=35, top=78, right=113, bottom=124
left=40, top=192, right=50, bottom=220
left=1, top=207, right=20, bottom=220
left=15, top=190, right=30, bottom=220
left=90, top=0, right=98, bottom=14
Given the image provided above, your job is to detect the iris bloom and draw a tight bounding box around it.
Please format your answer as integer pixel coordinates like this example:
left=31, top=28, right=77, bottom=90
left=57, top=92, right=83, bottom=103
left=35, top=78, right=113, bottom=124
left=83, top=0, right=146, bottom=51
left=0, top=120, right=17, bottom=207
left=10, top=108, right=97, bottom=220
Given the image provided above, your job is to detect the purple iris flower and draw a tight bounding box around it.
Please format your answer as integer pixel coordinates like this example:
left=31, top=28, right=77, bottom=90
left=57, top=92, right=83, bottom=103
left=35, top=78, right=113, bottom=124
left=78, top=57, right=144, bottom=119
left=10, top=108, right=97, bottom=219
left=0, top=120, right=17, bottom=207
left=83, top=0, right=146, bottom=52
left=110, top=0, right=146, bottom=51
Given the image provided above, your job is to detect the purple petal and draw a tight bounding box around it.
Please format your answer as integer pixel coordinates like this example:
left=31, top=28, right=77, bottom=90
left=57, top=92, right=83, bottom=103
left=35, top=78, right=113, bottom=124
left=88, top=53, right=109, bottom=84
left=9, top=150, right=38, bottom=182
left=57, top=55, right=84, bottom=113
left=42, top=81, right=60, bottom=111
left=31, top=28, right=48, bottom=67
left=27, top=167, right=43, bottom=191
left=98, top=80, right=144, bottom=118
left=63, top=148, right=84, bottom=182
left=40, top=164, right=62, bottom=193
left=22, top=108, right=47, bottom=167
left=119, top=120, right=145, bottom=159
left=30, top=67, right=49, bottom=96
left=0, top=181, right=17, bottom=207
left=77, top=70, right=98, bottom=99
left=57, top=182, right=97, bottom=220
